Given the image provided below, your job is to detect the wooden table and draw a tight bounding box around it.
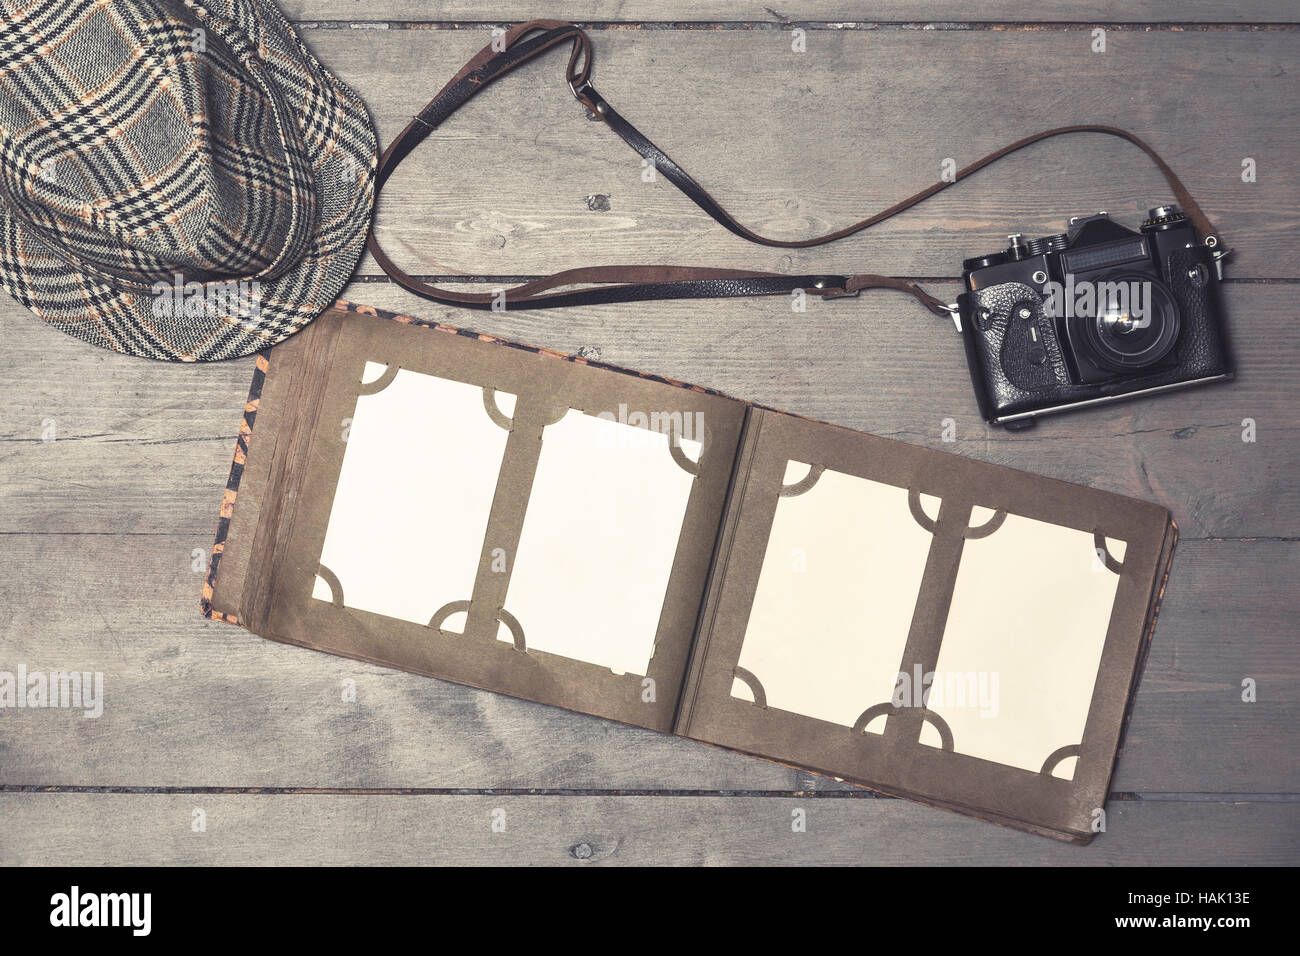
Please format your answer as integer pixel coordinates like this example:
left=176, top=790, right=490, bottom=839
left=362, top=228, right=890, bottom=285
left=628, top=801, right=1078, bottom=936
left=2, top=2, right=1296, bottom=865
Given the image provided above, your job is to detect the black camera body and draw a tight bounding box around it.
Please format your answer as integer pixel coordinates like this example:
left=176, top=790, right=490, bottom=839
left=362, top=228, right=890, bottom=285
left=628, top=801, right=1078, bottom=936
left=956, top=205, right=1233, bottom=428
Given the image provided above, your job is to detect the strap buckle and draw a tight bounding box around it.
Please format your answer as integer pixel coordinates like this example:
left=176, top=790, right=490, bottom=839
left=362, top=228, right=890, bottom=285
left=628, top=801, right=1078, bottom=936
left=817, top=278, right=859, bottom=299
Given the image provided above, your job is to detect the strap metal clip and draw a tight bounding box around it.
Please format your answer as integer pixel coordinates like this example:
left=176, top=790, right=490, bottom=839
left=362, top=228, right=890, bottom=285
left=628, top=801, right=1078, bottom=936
left=1210, top=246, right=1232, bottom=282
left=940, top=302, right=962, bottom=333
left=569, top=80, right=607, bottom=117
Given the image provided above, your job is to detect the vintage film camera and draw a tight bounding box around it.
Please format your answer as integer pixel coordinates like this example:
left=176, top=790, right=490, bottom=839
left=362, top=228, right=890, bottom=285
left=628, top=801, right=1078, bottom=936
left=955, top=205, right=1233, bottom=428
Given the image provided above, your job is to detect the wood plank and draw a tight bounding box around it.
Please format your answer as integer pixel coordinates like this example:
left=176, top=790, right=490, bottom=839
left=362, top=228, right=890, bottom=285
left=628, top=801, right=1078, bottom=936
left=282, top=3, right=1300, bottom=25
left=4, top=278, right=1291, bottom=539
left=0, top=532, right=1293, bottom=793
left=1, top=794, right=1293, bottom=865
left=298, top=28, right=1300, bottom=278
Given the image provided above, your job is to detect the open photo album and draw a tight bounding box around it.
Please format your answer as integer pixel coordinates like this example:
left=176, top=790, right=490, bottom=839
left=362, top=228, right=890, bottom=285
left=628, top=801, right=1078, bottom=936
left=204, top=301, right=1177, bottom=843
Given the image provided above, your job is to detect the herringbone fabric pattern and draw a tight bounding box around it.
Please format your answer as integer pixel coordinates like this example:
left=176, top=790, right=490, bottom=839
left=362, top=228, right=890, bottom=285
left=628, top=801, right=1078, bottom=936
left=0, top=0, right=376, bottom=360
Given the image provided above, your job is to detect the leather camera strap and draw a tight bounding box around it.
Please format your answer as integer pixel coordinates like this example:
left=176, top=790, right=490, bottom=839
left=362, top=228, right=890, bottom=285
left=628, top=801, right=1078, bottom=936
left=366, top=19, right=1223, bottom=316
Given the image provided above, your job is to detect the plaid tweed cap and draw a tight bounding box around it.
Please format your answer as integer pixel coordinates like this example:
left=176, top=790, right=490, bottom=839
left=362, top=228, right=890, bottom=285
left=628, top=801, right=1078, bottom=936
left=0, top=0, right=377, bottom=360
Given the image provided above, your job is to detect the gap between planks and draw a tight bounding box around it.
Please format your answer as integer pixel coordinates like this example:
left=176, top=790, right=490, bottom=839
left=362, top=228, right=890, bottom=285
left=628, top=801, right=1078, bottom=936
left=290, top=22, right=1300, bottom=32
left=2, top=786, right=1296, bottom=801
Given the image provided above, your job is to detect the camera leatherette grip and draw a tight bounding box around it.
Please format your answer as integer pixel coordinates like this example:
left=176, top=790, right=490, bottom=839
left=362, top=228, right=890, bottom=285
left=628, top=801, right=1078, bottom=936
left=1162, top=245, right=1231, bottom=379
left=960, top=282, right=1076, bottom=420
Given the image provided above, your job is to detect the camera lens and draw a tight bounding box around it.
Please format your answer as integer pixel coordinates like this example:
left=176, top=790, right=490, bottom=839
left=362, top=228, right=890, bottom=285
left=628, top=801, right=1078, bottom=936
left=1081, top=274, right=1181, bottom=370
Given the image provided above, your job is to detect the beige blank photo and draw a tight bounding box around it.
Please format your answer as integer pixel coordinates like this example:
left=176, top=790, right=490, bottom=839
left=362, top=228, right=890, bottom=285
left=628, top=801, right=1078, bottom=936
left=924, top=508, right=1126, bottom=778
left=733, top=462, right=938, bottom=729
left=312, top=364, right=514, bottom=629
left=504, top=410, right=702, bottom=676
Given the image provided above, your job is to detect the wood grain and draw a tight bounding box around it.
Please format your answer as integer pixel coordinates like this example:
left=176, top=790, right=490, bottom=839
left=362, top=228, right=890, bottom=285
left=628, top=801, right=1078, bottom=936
left=281, top=3, right=1300, bottom=25
left=298, top=29, right=1300, bottom=278
left=1, top=794, right=1294, bottom=865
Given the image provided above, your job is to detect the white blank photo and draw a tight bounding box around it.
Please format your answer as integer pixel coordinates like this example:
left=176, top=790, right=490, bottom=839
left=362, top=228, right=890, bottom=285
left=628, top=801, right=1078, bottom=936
left=734, top=463, right=938, bottom=729
left=504, top=410, right=701, bottom=675
left=313, top=364, right=514, bottom=629
left=924, top=508, right=1126, bottom=778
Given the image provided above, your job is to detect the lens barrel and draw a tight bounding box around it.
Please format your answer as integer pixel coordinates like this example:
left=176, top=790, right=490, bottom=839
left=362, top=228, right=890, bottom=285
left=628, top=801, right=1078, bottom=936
left=1079, top=275, right=1181, bottom=370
